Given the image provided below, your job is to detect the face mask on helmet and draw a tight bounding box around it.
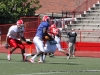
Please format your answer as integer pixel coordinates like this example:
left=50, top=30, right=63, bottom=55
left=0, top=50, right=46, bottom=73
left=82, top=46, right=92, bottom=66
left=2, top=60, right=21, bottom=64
left=17, top=20, right=24, bottom=29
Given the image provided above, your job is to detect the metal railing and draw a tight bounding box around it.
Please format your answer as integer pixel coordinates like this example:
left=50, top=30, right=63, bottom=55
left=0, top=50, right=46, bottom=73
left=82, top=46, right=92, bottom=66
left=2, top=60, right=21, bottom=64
left=71, top=0, right=100, bottom=17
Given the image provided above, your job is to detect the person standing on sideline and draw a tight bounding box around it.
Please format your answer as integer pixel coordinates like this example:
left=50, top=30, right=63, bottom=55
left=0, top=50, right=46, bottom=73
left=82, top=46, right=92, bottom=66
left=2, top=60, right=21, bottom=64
left=5, top=20, right=32, bottom=61
left=49, top=24, right=69, bottom=58
left=66, top=28, right=77, bottom=59
left=29, top=15, right=54, bottom=63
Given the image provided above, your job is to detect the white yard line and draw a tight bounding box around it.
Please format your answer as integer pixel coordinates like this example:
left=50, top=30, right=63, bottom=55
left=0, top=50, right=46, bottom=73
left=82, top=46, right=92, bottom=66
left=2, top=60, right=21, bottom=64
left=16, top=70, right=100, bottom=75
left=0, top=61, right=100, bottom=75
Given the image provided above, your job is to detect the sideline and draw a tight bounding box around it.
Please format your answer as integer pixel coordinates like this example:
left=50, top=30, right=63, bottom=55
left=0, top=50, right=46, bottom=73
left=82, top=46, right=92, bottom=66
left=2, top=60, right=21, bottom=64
left=16, top=70, right=100, bottom=75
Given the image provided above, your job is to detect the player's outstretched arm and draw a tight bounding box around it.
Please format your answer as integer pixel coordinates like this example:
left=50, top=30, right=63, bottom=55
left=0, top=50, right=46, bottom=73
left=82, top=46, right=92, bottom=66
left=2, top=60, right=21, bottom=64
left=21, top=37, right=32, bottom=44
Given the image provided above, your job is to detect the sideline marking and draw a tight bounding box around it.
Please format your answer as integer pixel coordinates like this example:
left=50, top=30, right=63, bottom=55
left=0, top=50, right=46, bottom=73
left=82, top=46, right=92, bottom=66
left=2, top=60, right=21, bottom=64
left=16, top=70, right=100, bottom=75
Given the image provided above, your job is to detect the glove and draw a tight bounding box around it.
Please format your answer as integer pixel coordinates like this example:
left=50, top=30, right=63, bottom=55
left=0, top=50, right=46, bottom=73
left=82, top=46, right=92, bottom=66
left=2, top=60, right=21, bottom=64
left=5, top=43, right=9, bottom=49
left=26, top=41, right=32, bottom=44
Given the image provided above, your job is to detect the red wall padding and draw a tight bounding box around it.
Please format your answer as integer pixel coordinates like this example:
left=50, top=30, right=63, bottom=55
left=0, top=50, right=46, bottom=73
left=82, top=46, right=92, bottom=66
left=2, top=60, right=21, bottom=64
left=75, top=42, right=100, bottom=51
left=24, top=42, right=100, bottom=52
left=61, top=42, right=100, bottom=51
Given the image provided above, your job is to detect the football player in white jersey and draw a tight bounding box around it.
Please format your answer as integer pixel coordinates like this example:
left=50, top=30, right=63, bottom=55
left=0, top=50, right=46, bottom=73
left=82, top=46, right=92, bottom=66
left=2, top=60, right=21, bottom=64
left=5, top=20, right=32, bottom=61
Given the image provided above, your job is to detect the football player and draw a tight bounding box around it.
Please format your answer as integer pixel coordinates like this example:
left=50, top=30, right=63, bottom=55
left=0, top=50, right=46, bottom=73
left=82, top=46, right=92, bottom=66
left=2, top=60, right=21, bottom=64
left=28, top=15, right=55, bottom=63
left=5, top=20, right=32, bottom=61
left=49, top=24, right=69, bottom=58
left=24, top=30, right=57, bottom=63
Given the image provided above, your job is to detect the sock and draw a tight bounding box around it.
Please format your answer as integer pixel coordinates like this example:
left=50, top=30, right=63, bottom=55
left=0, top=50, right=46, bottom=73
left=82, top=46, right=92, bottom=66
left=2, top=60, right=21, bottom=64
left=21, top=49, right=25, bottom=60
left=43, top=54, right=46, bottom=61
left=39, top=55, right=43, bottom=62
left=26, top=54, right=31, bottom=56
left=8, top=51, right=11, bottom=54
left=31, top=54, right=37, bottom=61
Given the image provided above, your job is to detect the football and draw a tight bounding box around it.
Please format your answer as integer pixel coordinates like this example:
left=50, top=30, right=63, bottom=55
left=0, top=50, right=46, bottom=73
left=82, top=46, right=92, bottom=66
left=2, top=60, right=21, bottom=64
left=45, top=36, right=50, bottom=40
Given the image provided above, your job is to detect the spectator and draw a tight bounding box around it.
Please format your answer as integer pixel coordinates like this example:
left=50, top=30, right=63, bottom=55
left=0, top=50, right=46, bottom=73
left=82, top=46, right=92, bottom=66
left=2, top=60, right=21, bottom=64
left=66, top=28, right=77, bottom=59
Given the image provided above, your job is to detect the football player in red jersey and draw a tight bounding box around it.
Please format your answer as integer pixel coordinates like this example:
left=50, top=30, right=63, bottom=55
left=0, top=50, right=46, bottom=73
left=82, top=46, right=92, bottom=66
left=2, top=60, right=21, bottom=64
left=49, top=24, right=69, bottom=58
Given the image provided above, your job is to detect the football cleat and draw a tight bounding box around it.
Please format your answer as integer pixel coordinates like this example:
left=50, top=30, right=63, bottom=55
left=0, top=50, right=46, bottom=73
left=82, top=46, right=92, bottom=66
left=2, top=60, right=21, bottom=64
left=67, top=56, right=70, bottom=59
left=72, top=55, right=75, bottom=57
left=7, top=53, right=11, bottom=61
left=38, top=60, right=44, bottom=63
left=49, top=54, right=54, bottom=58
left=29, top=58, right=35, bottom=63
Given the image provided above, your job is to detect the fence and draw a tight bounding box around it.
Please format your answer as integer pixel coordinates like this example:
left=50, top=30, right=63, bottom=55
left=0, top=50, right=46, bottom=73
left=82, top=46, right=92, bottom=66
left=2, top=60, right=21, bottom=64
left=1, top=30, right=100, bottom=45
left=0, top=16, right=40, bottom=45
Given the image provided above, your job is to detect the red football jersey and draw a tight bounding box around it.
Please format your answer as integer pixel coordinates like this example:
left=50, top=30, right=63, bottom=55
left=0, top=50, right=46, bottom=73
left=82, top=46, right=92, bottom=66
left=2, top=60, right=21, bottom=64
left=49, top=26, right=59, bottom=35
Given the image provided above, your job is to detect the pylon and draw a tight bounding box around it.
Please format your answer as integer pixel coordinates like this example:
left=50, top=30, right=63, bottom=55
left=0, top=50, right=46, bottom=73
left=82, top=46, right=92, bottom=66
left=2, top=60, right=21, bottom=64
left=29, top=45, right=32, bottom=54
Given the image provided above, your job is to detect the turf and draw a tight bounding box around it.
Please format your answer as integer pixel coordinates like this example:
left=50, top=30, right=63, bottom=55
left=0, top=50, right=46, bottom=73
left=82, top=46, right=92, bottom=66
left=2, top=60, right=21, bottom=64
left=0, top=53, right=100, bottom=75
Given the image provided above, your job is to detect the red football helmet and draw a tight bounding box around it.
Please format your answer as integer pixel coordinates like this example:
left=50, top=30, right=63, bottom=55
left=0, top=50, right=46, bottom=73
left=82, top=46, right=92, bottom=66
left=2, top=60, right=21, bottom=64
left=16, top=20, right=23, bottom=25
left=16, top=20, right=24, bottom=28
left=42, top=15, right=50, bottom=22
left=50, top=24, right=56, bottom=28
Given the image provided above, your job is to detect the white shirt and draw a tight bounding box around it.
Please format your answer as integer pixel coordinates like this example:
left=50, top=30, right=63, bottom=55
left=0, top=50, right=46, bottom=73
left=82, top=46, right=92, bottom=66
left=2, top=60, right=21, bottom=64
left=7, top=25, right=25, bottom=39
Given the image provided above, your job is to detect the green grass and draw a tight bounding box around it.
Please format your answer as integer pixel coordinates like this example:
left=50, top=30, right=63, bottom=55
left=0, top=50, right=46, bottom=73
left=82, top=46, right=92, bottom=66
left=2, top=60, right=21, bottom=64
left=0, top=53, right=100, bottom=75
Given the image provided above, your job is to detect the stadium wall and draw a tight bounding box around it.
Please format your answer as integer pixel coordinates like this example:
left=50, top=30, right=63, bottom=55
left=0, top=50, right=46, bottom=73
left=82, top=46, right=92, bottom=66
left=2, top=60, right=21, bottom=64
left=24, top=42, right=100, bottom=52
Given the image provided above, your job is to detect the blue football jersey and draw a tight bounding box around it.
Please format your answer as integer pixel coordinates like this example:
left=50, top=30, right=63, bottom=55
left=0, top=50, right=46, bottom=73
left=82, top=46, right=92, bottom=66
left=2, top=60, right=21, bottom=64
left=35, top=21, right=50, bottom=38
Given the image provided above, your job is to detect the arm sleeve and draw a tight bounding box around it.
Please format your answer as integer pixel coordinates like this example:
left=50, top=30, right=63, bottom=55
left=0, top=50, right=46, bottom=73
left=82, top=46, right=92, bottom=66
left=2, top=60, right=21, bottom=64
left=7, top=28, right=13, bottom=36
left=6, top=28, right=13, bottom=44
left=66, top=32, right=69, bottom=35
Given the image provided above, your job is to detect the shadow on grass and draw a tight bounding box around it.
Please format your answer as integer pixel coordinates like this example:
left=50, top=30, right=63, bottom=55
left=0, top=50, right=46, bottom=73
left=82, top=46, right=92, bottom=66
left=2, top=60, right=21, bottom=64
left=0, top=58, right=7, bottom=60
left=46, top=62, right=80, bottom=65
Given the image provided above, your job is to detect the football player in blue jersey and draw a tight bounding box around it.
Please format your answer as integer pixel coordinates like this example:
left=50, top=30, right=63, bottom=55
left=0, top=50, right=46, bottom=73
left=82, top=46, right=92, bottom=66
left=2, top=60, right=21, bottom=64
left=28, top=15, right=53, bottom=63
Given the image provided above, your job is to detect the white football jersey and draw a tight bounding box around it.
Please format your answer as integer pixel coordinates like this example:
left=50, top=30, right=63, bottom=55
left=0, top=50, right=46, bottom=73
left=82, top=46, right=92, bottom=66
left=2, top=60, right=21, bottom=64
left=7, top=25, right=25, bottom=39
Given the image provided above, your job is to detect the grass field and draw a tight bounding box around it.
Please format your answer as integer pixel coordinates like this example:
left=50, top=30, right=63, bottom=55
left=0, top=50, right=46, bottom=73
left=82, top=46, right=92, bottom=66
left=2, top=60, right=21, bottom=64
left=0, top=53, right=100, bottom=75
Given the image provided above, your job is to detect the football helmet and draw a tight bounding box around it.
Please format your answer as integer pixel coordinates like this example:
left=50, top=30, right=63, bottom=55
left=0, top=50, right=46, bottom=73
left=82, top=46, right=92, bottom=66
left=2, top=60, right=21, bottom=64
left=16, top=20, right=24, bottom=28
left=42, top=15, right=50, bottom=22
left=17, top=20, right=23, bottom=25
left=50, top=24, right=56, bottom=28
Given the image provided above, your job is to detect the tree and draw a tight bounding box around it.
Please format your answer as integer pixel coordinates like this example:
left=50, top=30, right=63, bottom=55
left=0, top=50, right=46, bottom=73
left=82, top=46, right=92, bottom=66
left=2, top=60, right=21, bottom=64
left=0, top=0, right=42, bottom=24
